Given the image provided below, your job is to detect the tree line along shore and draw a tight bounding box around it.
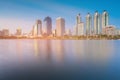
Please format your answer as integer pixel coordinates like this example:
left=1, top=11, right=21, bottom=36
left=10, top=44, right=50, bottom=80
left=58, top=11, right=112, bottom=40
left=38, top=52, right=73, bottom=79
left=0, top=35, right=120, bottom=40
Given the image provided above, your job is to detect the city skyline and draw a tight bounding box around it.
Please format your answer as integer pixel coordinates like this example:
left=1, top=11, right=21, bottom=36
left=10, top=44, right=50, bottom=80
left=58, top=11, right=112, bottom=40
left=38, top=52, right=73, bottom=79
left=0, top=11, right=118, bottom=37
left=0, top=0, right=120, bottom=33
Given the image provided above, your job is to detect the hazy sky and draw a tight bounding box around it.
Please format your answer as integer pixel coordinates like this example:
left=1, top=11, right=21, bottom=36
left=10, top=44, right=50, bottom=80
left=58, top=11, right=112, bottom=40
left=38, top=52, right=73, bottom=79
left=0, top=0, right=120, bottom=33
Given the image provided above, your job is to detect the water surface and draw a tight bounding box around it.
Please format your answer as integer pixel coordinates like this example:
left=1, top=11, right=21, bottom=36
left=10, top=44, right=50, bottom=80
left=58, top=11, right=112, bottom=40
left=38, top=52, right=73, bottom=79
left=0, top=40, right=119, bottom=80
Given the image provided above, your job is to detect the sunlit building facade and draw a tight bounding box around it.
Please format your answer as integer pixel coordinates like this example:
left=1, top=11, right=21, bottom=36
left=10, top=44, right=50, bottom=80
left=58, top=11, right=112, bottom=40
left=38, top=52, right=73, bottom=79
left=65, top=29, right=71, bottom=36
left=73, top=25, right=78, bottom=36
left=2, top=29, right=9, bottom=36
left=16, top=27, right=22, bottom=36
left=78, top=22, right=84, bottom=36
left=56, top=17, right=65, bottom=36
left=52, top=29, right=56, bottom=37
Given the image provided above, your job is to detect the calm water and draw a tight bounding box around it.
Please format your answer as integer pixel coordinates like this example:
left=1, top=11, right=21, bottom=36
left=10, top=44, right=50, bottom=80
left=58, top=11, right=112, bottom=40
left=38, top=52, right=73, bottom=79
left=0, top=40, right=120, bottom=80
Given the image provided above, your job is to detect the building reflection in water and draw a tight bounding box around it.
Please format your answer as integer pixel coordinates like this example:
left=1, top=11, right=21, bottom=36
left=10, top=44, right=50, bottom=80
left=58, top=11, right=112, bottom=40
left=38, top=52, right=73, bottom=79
left=33, top=40, right=53, bottom=62
left=73, top=40, right=114, bottom=64
left=87, top=41, right=114, bottom=62
left=16, top=40, right=22, bottom=62
left=33, top=40, right=65, bottom=63
left=0, top=39, right=117, bottom=80
left=73, top=40, right=85, bottom=61
left=34, top=40, right=63, bottom=61
left=43, top=40, right=52, bottom=62
left=33, top=40, right=39, bottom=57
left=32, top=40, right=114, bottom=65
left=52, top=40, right=65, bottom=63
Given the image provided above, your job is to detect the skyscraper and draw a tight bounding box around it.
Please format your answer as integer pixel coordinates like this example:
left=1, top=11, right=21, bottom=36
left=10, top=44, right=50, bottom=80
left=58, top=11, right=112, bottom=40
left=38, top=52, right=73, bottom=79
left=37, top=20, right=42, bottom=35
left=76, top=13, right=81, bottom=24
left=56, top=17, right=65, bottom=36
left=86, top=13, right=92, bottom=35
left=76, top=14, right=84, bottom=36
left=33, top=20, right=42, bottom=36
left=44, top=16, right=52, bottom=35
left=94, top=11, right=100, bottom=35
left=102, top=10, right=109, bottom=31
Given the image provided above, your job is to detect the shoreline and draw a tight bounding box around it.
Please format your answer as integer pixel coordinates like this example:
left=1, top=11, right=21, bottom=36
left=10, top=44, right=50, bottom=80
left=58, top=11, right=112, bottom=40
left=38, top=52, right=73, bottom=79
left=0, top=36, right=119, bottom=40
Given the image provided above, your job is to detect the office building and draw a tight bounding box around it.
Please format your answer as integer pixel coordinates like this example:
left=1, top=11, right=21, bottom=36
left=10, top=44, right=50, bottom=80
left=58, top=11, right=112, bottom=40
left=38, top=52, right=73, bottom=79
left=44, top=16, right=52, bottom=35
left=86, top=13, right=92, bottom=35
left=94, top=11, right=100, bottom=35
left=33, top=20, right=42, bottom=36
left=102, top=10, right=109, bottom=34
left=76, top=13, right=84, bottom=36
left=56, top=17, right=65, bottom=36
left=102, top=10, right=109, bottom=28
left=76, top=13, right=81, bottom=24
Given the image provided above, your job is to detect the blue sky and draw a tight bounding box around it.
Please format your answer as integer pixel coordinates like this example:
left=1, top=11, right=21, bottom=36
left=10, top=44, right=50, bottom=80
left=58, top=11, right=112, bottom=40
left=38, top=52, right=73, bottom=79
left=0, top=0, right=120, bottom=33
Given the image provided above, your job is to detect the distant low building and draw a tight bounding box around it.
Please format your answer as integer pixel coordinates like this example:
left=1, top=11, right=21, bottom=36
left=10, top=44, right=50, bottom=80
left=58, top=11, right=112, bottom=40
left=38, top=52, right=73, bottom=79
left=0, top=31, right=2, bottom=36
left=52, top=29, right=56, bottom=37
left=115, top=29, right=120, bottom=35
left=65, top=29, right=71, bottom=36
left=16, top=27, right=22, bottom=36
left=103, top=25, right=116, bottom=35
left=73, top=25, right=78, bottom=36
left=2, top=29, right=9, bottom=36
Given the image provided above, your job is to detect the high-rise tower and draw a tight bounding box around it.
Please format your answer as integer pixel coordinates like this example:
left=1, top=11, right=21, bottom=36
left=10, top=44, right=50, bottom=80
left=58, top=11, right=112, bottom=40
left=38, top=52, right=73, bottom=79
left=76, top=13, right=81, bottom=24
left=56, top=17, right=65, bottom=36
left=33, top=20, right=42, bottom=36
left=94, top=11, right=100, bottom=35
left=102, top=10, right=109, bottom=29
left=86, top=13, right=92, bottom=35
left=76, top=13, right=84, bottom=36
left=44, top=16, right=52, bottom=35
